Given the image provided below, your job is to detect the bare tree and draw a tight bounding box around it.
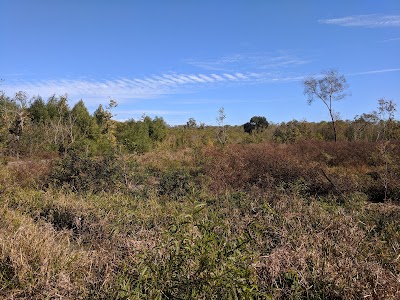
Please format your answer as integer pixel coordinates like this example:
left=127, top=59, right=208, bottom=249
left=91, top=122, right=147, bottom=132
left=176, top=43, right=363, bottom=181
left=303, top=69, right=349, bottom=142
left=0, top=91, right=30, bottom=158
left=216, top=107, right=227, bottom=146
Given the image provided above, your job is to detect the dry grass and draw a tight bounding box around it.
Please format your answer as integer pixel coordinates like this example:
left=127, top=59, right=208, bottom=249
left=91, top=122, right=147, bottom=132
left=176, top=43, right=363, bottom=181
left=0, top=140, right=399, bottom=298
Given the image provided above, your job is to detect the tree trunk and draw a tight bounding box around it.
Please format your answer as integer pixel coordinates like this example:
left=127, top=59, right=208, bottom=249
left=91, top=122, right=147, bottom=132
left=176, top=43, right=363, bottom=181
left=329, top=110, right=337, bottom=142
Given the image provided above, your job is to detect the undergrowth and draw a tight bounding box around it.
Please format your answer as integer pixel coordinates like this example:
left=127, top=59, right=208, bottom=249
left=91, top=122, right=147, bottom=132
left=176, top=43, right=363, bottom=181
left=0, top=141, right=399, bottom=299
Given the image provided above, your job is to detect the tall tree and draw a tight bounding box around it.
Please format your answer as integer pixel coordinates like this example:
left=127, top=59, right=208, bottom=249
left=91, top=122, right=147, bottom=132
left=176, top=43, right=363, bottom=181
left=376, top=98, right=397, bottom=141
left=303, top=69, right=349, bottom=142
left=29, top=96, right=49, bottom=124
left=93, top=99, right=118, bottom=148
left=71, top=100, right=97, bottom=138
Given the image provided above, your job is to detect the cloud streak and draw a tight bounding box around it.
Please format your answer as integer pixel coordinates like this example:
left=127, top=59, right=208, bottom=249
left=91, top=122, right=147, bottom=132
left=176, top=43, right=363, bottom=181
left=185, top=52, right=309, bottom=71
left=1, top=71, right=263, bottom=102
left=319, top=14, right=400, bottom=28
left=346, top=68, right=400, bottom=76
left=3, top=67, right=398, bottom=106
left=380, top=37, right=400, bottom=43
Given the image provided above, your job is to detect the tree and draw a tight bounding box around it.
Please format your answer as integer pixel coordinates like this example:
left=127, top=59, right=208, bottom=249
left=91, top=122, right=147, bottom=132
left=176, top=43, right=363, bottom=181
left=7, top=91, right=30, bottom=158
left=303, top=69, right=349, bottom=142
left=244, top=116, right=269, bottom=134
left=216, top=107, right=227, bottom=146
left=243, top=122, right=255, bottom=134
left=93, top=99, right=118, bottom=149
left=376, top=98, right=397, bottom=141
left=29, top=96, right=49, bottom=124
left=71, top=100, right=97, bottom=138
left=150, top=117, right=168, bottom=142
left=185, top=117, right=197, bottom=128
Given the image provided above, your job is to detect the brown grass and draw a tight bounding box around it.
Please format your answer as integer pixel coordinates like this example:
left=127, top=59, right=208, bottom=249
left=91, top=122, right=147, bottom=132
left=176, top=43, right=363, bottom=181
left=0, top=140, right=399, bottom=298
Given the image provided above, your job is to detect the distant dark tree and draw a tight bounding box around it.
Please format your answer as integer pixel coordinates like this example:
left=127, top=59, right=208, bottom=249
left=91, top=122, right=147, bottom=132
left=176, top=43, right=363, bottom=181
left=243, top=116, right=269, bottom=134
left=303, top=69, right=349, bottom=142
left=185, top=117, right=197, bottom=128
left=243, top=122, right=256, bottom=134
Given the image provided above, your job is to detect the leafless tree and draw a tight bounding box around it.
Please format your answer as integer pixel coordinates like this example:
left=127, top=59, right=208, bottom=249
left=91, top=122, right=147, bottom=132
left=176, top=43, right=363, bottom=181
left=303, top=69, right=349, bottom=142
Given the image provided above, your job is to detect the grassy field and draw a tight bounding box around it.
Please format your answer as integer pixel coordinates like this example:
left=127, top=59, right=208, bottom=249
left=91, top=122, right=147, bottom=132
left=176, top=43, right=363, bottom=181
left=0, top=141, right=399, bottom=299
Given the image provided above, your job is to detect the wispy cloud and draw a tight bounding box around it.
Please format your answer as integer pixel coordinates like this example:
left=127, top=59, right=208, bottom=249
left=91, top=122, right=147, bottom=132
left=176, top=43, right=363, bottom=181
left=346, top=68, right=400, bottom=76
left=380, top=37, right=400, bottom=43
left=319, top=14, right=400, bottom=28
left=1, top=71, right=267, bottom=103
left=114, top=109, right=191, bottom=122
left=4, top=66, right=396, bottom=106
left=185, top=52, right=309, bottom=72
left=117, top=109, right=190, bottom=116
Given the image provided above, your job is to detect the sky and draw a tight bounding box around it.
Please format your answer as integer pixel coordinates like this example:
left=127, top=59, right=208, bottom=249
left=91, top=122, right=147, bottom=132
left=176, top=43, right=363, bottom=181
left=0, top=0, right=399, bottom=125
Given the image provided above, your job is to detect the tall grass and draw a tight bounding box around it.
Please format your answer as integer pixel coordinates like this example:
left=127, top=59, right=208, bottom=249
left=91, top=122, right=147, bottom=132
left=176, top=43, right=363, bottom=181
left=0, top=141, right=399, bottom=298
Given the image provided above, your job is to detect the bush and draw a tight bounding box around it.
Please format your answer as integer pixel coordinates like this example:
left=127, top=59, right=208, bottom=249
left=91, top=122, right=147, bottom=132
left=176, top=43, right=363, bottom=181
left=203, top=141, right=400, bottom=202
left=116, top=204, right=268, bottom=299
left=158, top=167, right=201, bottom=200
left=49, top=150, right=125, bottom=193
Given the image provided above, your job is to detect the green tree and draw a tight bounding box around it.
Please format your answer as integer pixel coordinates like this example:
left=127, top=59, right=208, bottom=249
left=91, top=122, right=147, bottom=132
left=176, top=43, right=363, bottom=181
left=303, top=69, right=349, bottom=142
left=93, top=99, right=118, bottom=149
left=29, top=96, right=49, bottom=124
left=71, top=100, right=97, bottom=138
left=117, top=115, right=167, bottom=153
left=244, top=116, right=269, bottom=134
left=149, top=116, right=168, bottom=142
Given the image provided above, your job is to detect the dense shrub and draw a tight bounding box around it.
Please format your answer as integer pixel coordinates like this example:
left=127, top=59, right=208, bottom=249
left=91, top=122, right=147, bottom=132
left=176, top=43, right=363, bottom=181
left=158, top=167, right=199, bottom=200
left=203, top=143, right=328, bottom=194
left=203, top=141, right=400, bottom=202
left=49, top=150, right=125, bottom=193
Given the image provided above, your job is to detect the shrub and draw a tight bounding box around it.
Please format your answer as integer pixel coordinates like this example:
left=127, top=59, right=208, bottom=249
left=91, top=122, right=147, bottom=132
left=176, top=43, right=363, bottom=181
left=116, top=204, right=268, bottom=299
left=203, top=141, right=400, bottom=202
left=158, top=167, right=200, bottom=200
left=49, top=150, right=125, bottom=193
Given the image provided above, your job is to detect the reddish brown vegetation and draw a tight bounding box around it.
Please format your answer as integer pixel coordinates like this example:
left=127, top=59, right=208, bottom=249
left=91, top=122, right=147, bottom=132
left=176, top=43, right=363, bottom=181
left=204, top=141, right=400, bottom=202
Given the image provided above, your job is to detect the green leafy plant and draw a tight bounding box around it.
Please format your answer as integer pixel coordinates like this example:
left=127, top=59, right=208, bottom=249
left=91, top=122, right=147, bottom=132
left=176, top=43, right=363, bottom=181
left=118, top=203, right=268, bottom=299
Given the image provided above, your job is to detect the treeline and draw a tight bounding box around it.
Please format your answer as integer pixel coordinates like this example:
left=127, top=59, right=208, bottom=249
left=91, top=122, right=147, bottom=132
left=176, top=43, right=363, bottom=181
left=0, top=91, right=399, bottom=159
left=0, top=92, right=168, bottom=158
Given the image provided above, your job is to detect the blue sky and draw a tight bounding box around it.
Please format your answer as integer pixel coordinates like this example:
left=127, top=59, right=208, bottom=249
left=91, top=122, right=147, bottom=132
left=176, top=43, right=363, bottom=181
left=1, top=0, right=399, bottom=125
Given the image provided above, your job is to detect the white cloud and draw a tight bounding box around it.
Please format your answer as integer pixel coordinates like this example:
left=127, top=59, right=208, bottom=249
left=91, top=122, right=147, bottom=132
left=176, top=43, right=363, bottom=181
left=223, top=73, right=238, bottom=81
left=1, top=71, right=264, bottom=103
left=380, top=37, right=400, bottom=43
left=198, top=74, right=215, bottom=82
left=210, top=74, right=225, bottom=81
left=4, top=66, right=395, bottom=107
left=185, top=52, right=309, bottom=71
left=319, top=14, right=400, bottom=28
left=187, top=75, right=207, bottom=83
left=234, top=73, right=248, bottom=80
left=346, top=68, right=400, bottom=76
left=116, top=109, right=190, bottom=116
